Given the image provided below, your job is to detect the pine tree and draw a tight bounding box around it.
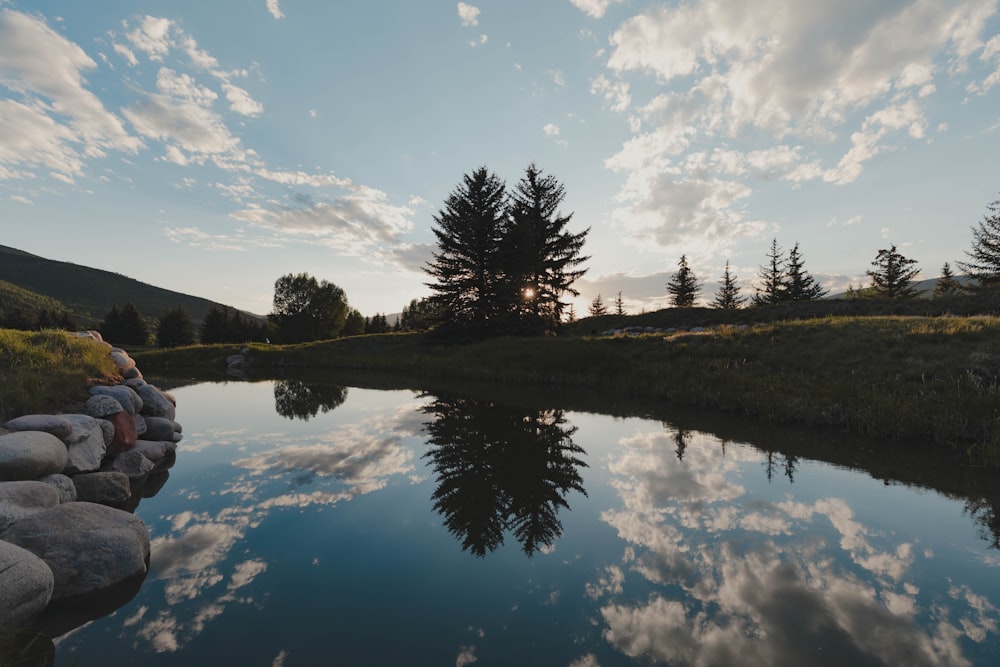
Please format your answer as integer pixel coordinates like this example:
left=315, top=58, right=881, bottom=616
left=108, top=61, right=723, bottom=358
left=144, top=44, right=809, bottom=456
left=200, top=306, right=229, bottom=344
left=588, top=294, right=608, bottom=317
left=753, top=239, right=786, bottom=305
left=783, top=242, right=827, bottom=301
left=713, top=261, right=746, bottom=309
left=119, top=302, right=149, bottom=345
left=99, top=304, right=122, bottom=342
left=503, top=164, right=589, bottom=333
left=425, top=167, right=508, bottom=335
left=156, top=306, right=196, bottom=348
left=343, top=308, right=366, bottom=336
left=666, top=255, right=700, bottom=307
left=957, top=197, right=1000, bottom=289
left=614, top=291, right=625, bottom=316
left=867, top=245, right=921, bottom=298
left=933, top=262, right=962, bottom=297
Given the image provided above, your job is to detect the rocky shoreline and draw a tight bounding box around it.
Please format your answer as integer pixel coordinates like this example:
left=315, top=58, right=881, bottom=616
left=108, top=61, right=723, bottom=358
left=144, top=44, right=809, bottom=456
left=0, top=331, right=182, bottom=636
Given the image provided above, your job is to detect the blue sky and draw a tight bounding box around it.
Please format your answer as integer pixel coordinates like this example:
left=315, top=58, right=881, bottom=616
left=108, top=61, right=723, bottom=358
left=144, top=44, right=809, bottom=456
left=2, top=0, right=999, bottom=317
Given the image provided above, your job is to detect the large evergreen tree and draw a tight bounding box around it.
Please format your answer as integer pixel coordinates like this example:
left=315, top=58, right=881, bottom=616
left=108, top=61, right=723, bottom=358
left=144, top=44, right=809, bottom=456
left=588, top=294, right=608, bottom=317
left=713, top=261, right=746, bottom=309
left=425, top=167, right=508, bottom=335
left=753, top=239, right=787, bottom=306
left=867, top=245, right=921, bottom=299
left=200, top=306, right=229, bottom=344
left=503, top=164, right=589, bottom=333
left=783, top=242, right=827, bottom=301
left=666, top=254, right=700, bottom=307
left=957, top=197, right=1000, bottom=289
left=156, top=306, right=196, bottom=348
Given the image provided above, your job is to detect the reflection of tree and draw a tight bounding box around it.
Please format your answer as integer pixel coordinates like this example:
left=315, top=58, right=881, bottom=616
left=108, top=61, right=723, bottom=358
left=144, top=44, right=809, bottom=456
left=422, top=396, right=588, bottom=557
left=965, top=496, right=1000, bottom=550
left=671, top=427, right=690, bottom=461
left=273, top=380, right=347, bottom=421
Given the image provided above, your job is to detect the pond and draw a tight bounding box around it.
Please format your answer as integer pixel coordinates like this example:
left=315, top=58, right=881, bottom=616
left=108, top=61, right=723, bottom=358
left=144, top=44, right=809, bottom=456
left=51, top=375, right=1000, bottom=666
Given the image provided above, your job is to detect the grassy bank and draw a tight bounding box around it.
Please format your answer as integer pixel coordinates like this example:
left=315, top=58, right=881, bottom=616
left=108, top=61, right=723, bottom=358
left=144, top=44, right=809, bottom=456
left=0, top=329, right=119, bottom=422
left=129, top=315, right=1000, bottom=464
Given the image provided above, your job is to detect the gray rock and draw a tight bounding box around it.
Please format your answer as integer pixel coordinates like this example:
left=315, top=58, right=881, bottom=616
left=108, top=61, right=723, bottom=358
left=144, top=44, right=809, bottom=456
left=0, top=480, right=62, bottom=531
left=0, top=540, right=54, bottom=629
left=97, top=418, right=115, bottom=446
left=106, top=450, right=155, bottom=485
left=122, top=366, right=143, bottom=380
left=134, top=414, right=147, bottom=436
left=0, top=430, right=69, bottom=481
left=84, top=394, right=124, bottom=419
left=73, top=472, right=131, bottom=505
left=136, top=385, right=176, bottom=421
left=60, top=415, right=108, bottom=475
left=38, top=473, right=77, bottom=503
left=0, top=502, right=149, bottom=599
left=2, top=414, right=74, bottom=441
left=132, top=439, right=177, bottom=464
left=123, top=378, right=146, bottom=390
left=143, top=416, right=181, bottom=442
left=109, top=348, right=136, bottom=372
left=90, top=385, right=144, bottom=416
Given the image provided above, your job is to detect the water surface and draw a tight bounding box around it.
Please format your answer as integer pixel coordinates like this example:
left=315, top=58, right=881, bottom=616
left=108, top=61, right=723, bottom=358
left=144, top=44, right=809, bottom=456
left=54, top=377, right=1000, bottom=666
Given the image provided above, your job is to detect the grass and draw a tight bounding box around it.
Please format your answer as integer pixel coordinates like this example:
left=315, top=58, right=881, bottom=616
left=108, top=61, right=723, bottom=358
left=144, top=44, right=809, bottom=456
left=0, top=329, right=119, bottom=423
left=129, top=315, right=1000, bottom=464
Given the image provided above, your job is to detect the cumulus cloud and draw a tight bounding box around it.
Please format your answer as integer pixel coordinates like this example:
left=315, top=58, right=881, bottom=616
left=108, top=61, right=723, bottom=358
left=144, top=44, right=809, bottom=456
left=457, top=2, right=481, bottom=27
left=596, top=0, right=998, bottom=258
left=266, top=0, right=285, bottom=20
left=0, top=9, right=141, bottom=182
left=570, top=0, right=625, bottom=19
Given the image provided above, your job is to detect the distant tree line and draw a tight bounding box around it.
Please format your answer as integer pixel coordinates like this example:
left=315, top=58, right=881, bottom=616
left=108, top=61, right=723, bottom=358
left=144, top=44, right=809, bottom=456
left=0, top=308, right=76, bottom=332
left=424, top=164, right=589, bottom=337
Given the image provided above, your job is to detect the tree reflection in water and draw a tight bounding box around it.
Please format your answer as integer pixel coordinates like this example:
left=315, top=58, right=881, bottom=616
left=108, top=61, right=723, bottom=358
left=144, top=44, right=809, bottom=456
left=273, top=380, right=348, bottom=421
left=421, top=395, right=588, bottom=557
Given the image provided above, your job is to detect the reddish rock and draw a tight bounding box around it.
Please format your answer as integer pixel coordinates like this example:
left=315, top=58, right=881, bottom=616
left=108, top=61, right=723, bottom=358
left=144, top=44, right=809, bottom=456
left=106, top=411, right=137, bottom=455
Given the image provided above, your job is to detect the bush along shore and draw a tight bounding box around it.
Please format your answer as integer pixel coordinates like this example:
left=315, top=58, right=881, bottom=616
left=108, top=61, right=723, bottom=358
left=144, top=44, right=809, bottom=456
left=134, top=314, right=1000, bottom=465
left=0, top=331, right=182, bottom=657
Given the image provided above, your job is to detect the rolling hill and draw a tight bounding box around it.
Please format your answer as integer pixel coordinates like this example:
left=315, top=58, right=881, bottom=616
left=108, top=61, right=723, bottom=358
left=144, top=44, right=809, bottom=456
left=0, top=244, right=263, bottom=329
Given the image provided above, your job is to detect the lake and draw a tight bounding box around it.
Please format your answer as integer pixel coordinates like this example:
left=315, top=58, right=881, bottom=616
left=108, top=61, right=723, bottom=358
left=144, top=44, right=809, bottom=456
left=50, top=374, right=1000, bottom=666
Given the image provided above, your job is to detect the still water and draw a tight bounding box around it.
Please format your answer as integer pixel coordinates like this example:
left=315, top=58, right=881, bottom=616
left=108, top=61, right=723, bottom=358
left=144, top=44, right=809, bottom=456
left=54, top=376, right=1000, bottom=666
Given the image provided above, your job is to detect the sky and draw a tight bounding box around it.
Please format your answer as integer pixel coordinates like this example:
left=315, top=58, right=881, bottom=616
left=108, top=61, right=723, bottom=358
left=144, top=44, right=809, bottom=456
left=1, top=0, right=999, bottom=318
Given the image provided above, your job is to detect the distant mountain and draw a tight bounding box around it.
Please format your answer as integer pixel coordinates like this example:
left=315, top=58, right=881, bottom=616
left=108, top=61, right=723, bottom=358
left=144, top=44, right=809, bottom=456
left=0, top=244, right=263, bottom=328
left=828, top=274, right=974, bottom=299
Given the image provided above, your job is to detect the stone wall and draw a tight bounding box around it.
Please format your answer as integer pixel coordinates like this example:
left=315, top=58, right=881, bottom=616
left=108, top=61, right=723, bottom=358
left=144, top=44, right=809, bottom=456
left=0, top=331, right=181, bottom=634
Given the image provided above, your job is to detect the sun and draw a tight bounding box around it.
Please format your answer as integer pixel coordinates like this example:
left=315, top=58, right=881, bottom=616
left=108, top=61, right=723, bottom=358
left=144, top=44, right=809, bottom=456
left=523, top=287, right=536, bottom=299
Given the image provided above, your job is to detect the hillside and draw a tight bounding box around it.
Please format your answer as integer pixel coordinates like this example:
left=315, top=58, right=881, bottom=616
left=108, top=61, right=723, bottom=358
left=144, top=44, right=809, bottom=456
left=0, top=245, right=263, bottom=328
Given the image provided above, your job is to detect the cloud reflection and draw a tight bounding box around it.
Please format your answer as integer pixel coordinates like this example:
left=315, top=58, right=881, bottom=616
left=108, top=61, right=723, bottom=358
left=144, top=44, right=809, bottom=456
left=591, top=427, right=999, bottom=667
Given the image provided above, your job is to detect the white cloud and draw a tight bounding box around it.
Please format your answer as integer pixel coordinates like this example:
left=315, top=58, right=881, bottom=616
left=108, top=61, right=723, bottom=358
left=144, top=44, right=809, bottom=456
left=221, top=83, right=263, bottom=116
left=543, top=123, right=560, bottom=136
left=0, top=10, right=142, bottom=182
left=457, top=2, right=481, bottom=27
left=266, top=0, right=285, bottom=20
left=125, top=15, right=174, bottom=61
left=570, top=0, right=625, bottom=19
left=591, top=74, right=630, bottom=112
left=113, top=42, right=139, bottom=66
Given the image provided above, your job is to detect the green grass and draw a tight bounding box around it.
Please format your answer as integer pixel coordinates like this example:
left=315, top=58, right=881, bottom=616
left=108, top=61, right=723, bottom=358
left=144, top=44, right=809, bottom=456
left=130, top=316, right=1000, bottom=463
left=0, top=329, right=119, bottom=422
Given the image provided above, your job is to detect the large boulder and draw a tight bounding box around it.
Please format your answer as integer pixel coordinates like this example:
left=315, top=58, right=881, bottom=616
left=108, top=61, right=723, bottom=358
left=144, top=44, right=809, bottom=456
left=0, top=430, right=69, bottom=481
left=83, top=394, right=124, bottom=419
left=136, top=385, right=175, bottom=421
left=105, top=450, right=155, bottom=487
left=108, top=348, right=135, bottom=372
left=105, top=411, right=138, bottom=455
left=38, top=473, right=77, bottom=503
left=0, top=540, right=54, bottom=629
left=89, top=385, right=143, bottom=416
left=2, top=414, right=73, bottom=441
left=0, top=502, right=150, bottom=599
left=60, top=415, right=108, bottom=475
left=0, top=480, right=62, bottom=532
left=73, top=472, right=132, bottom=505
left=143, top=416, right=182, bottom=442
left=132, top=440, right=178, bottom=472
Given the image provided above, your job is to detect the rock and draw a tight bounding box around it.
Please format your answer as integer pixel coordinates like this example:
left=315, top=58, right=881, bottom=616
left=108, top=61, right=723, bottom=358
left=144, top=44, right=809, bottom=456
left=0, top=502, right=150, bottom=600
left=2, top=414, right=74, bottom=441
left=73, top=472, right=131, bottom=505
left=38, top=473, right=77, bottom=503
left=0, top=480, right=62, bottom=532
left=106, top=411, right=138, bottom=455
left=143, top=416, right=181, bottom=442
left=60, top=415, right=108, bottom=475
left=123, top=378, right=146, bottom=390
left=136, top=384, right=176, bottom=421
left=0, top=540, right=54, bottom=630
left=141, top=470, right=170, bottom=498
left=90, top=385, right=144, bottom=416
left=134, top=414, right=147, bottom=437
left=0, top=430, right=69, bottom=481
left=106, top=450, right=155, bottom=486
left=109, top=348, right=135, bottom=372
left=122, top=366, right=143, bottom=380
left=133, top=439, right=178, bottom=467
left=84, top=394, right=124, bottom=418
